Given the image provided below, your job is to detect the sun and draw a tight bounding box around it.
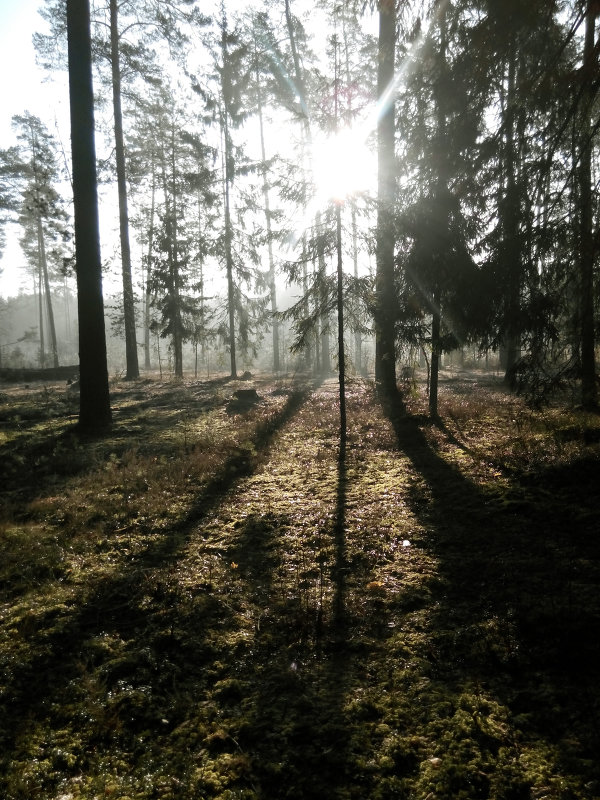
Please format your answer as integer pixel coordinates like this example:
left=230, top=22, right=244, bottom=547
left=311, top=128, right=375, bottom=204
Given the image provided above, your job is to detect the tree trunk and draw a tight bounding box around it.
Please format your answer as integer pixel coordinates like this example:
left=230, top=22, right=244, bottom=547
left=170, top=123, right=183, bottom=379
left=284, top=0, right=308, bottom=121
left=336, top=202, right=347, bottom=445
left=221, top=110, right=237, bottom=379
left=334, top=33, right=346, bottom=446
left=144, top=152, right=156, bottom=371
left=110, top=0, right=139, bottom=380
left=317, top=210, right=331, bottom=374
left=341, top=5, right=362, bottom=375
left=286, top=0, right=325, bottom=376
left=38, top=214, right=59, bottom=368
left=502, top=44, right=521, bottom=383
left=429, top=291, right=440, bottom=417
left=36, top=261, right=46, bottom=368
left=196, top=178, right=207, bottom=371
left=302, top=234, right=312, bottom=370
left=578, top=0, right=598, bottom=410
left=351, top=201, right=362, bottom=374
left=375, top=0, right=397, bottom=393
left=66, top=0, right=111, bottom=429
left=220, top=19, right=237, bottom=380
left=255, top=61, right=280, bottom=373
left=428, top=0, right=449, bottom=417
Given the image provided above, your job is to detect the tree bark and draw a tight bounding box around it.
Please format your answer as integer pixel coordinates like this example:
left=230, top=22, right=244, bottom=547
left=220, top=17, right=237, bottom=379
left=67, top=0, right=112, bottom=429
left=340, top=7, right=362, bottom=374
left=317, top=210, right=331, bottom=374
left=38, top=214, right=59, bottom=368
left=36, top=261, right=46, bottom=368
left=110, top=0, right=139, bottom=380
left=144, top=151, right=156, bottom=371
left=375, top=0, right=397, bottom=393
left=255, top=61, right=280, bottom=372
left=502, top=43, right=522, bottom=383
left=578, top=0, right=598, bottom=409
left=429, top=0, right=449, bottom=417
left=336, top=202, right=347, bottom=444
left=169, top=122, right=184, bottom=379
left=222, top=113, right=237, bottom=380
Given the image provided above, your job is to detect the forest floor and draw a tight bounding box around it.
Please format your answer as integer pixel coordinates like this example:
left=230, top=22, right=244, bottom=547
left=0, top=369, right=599, bottom=800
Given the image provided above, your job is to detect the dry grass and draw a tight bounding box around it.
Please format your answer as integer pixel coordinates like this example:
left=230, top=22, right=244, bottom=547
left=0, top=370, right=599, bottom=800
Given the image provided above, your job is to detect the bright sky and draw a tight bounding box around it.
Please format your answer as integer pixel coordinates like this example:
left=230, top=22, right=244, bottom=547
left=0, top=0, right=380, bottom=300
left=0, top=0, right=70, bottom=298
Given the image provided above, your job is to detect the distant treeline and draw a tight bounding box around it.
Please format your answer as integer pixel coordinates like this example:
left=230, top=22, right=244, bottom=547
left=0, top=365, right=79, bottom=383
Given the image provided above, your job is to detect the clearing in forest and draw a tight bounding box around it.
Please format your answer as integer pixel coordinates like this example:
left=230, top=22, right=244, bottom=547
left=0, top=372, right=599, bottom=799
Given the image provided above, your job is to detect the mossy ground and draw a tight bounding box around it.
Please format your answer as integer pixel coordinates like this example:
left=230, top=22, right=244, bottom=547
left=0, top=370, right=599, bottom=799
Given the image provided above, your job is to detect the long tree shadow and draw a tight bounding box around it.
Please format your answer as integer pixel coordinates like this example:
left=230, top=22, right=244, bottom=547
left=0, top=376, right=242, bottom=512
left=380, top=388, right=600, bottom=794
left=0, top=386, right=312, bottom=782
left=213, top=432, right=355, bottom=798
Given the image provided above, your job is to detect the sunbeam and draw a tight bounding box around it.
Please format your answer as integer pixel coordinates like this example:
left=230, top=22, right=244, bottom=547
left=284, top=0, right=450, bottom=253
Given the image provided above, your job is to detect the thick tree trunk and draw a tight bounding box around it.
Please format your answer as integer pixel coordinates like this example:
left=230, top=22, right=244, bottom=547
left=66, top=0, right=111, bottom=429
left=375, top=0, right=397, bottom=393
left=578, top=1, right=598, bottom=410
left=110, top=0, right=139, bottom=380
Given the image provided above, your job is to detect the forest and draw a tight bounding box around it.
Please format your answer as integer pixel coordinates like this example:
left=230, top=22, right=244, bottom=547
left=0, top=0, right=599, bottom=798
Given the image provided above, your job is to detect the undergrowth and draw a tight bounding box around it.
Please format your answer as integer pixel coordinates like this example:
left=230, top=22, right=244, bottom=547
left=0, top=370, right=599, bottom=799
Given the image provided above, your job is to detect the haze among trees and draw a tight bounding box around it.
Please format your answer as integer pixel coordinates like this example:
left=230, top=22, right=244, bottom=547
left=0, top=0, right=595, bottom=413
left=0, top=1, right=599, bottom=796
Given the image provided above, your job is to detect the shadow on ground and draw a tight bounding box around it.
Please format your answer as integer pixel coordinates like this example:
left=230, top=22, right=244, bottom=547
left=0, top=386, right=312, bottom=792
left=381, top=389, right=600, bottom=798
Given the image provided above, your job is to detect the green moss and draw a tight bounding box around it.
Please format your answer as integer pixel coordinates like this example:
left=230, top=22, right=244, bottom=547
left=0, top=375, right=598, bottom=799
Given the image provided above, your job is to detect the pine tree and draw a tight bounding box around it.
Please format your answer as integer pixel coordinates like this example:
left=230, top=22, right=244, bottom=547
left=108, top=0, right=139, bottom=379
left=576, top=0, right=598, bottom=410
left=12, top=113, right=70, bottom=370
left=66, top=0, right=112, bottom=429
left=374, top=0, right=397, bottom=394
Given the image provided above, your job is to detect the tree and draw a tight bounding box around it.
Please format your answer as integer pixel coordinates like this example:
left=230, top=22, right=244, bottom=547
left=12, top=113, right=70, bottom=370
left=374, top=0, right=397, bottom=394
left=252, top=15, right=281, bottom=373
left=576, top=0, right=598, bottom=410
left=152, top=101, right=197, bottom=379
left=108, top=0, right=139, bottom=379
left=67, top=0, right=112, bottom=429
left=0, top=147, right=21, bottom=261
left=37, top=0, right=203, bottom=381
left=198, top=5, right=268, bottom=378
